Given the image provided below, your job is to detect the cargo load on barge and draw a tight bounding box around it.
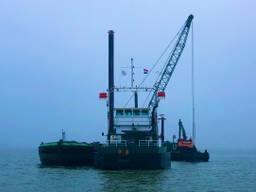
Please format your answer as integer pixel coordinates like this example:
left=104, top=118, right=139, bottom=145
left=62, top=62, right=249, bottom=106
left=39, top=131, right=100, bottom=166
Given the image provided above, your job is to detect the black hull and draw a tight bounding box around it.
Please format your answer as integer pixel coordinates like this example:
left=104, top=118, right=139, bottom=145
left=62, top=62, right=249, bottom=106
left=171, top=148, right=209, bottom=162
left=39, top=142, right=95, bottom=166
left=94, top=146, right=170, bottom=170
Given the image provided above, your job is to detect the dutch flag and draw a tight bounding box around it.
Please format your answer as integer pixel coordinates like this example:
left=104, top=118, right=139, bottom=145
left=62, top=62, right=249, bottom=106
left=143, top=68, right=149, bottom=74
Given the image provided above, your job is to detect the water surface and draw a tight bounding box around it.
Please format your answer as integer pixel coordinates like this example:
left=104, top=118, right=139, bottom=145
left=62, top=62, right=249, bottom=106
left=0, top=148, right=255, bottom=192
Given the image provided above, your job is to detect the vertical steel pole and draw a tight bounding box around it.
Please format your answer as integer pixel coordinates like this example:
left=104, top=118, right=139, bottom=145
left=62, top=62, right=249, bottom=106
left=108, top=30, right=115, bottom=140
left=134, top=91, right=138, bottom=108
left=131, top=58, right=134, bottom=88
left=131, top=58, right=138, bottom=108
left=159, top=115, right=166, bottom=144
left=161, top=117, right=164, bottom=143
left=191, top=22, right=196, bottom=145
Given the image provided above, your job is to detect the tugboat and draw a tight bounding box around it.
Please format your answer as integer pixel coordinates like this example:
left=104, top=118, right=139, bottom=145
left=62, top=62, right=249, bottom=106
left=39, top=130, right=98, bottom=166
left=95, top=15, right=194, bottom=170
left=167, top=119, right=209, bottom=162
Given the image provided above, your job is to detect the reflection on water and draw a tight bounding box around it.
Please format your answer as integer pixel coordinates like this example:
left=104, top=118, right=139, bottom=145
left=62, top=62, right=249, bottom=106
left=99, top=170, right=169, bottom=192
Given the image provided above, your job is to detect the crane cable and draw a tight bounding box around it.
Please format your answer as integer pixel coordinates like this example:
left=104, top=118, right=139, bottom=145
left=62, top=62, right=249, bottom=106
left=123, top=23, right=185, bottom=108
left=123, top=22, right=187, bottom=108
left=191, top=21, right=196, bottom=145
left=139, top=23, right=184, bottom=88
left=142, top=23, right=185, bottom=107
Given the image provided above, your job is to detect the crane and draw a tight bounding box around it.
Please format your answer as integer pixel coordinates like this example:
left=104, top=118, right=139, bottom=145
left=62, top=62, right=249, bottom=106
left=178, top=119, right=187, bottom=140
left=147, top=15, right=194, bottom=137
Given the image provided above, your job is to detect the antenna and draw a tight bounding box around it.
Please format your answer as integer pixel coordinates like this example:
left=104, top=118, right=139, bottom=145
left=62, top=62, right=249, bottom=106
left=131, top=58, right=138, bottom=107
left=131, top=58, right=135, bottom=88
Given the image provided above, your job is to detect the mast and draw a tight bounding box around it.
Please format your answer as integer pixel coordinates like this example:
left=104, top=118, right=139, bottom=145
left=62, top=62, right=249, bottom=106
left=131, top=58, right=138, bottom=108
left=131, top=58, right=135, bottom=88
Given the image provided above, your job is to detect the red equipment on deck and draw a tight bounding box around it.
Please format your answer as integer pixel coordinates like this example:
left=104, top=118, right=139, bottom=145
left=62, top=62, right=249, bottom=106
left=177, top=139, right=193, bottom=148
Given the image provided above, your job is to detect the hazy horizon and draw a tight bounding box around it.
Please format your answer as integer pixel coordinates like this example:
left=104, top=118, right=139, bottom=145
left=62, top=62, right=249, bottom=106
left=0, top=0, right=255, bottom=150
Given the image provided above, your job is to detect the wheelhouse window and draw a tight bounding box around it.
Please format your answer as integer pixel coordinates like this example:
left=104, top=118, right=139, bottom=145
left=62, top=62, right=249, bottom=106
left=116, top=109, right=124, bottom=116
left=133, top=109, right=140, bottom=116
left=141, top=109, right=149, bottom=116
left=124, top=109, right=132, bottom=116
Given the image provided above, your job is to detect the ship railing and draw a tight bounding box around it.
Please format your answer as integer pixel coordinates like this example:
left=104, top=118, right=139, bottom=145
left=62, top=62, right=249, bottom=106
left=103, top=140, right=161, bottom=147
left=104, top=140, right=127, bottom=147
left=138, top=140, right=161, bottom=147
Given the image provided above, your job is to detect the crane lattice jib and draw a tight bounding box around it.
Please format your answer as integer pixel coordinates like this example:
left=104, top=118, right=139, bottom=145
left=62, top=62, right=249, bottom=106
left=148, top=15, right=193, bottom=110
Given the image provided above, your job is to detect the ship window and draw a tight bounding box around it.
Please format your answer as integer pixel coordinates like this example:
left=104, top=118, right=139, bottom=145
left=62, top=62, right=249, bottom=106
left=141, top=109, right=149, bottom=115
left=133, top=109, right=140, bottom=116
left=116, top=109, right=123, bottom=116
left=125, top=109, right=132, bottom=116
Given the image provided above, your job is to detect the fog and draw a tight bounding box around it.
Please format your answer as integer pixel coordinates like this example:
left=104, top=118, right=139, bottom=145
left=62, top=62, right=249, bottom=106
left=0, top=0, right=255, bottom=150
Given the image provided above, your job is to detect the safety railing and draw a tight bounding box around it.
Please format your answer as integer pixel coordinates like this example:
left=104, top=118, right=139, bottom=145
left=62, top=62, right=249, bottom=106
left=103, top=140, right=161, bottom=148
left=104, top=140, right=127, bottom=147
left=138, top=140, right=161, bottom=147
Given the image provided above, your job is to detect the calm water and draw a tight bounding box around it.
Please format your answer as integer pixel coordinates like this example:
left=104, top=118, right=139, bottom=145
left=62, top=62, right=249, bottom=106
left=0, top=148, right=255, bottom=192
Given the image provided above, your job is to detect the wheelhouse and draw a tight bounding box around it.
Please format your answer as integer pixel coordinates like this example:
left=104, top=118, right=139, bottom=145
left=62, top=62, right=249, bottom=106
left=114, top=108, right=151, bottom=133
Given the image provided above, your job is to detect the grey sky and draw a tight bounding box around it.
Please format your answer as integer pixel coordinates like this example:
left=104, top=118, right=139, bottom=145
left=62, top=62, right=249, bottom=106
left=0, top=0, right=255, bottom=150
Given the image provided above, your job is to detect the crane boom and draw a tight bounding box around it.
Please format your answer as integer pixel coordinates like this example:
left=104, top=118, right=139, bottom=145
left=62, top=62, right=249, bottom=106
left=148, top=15, right=193, bottom=111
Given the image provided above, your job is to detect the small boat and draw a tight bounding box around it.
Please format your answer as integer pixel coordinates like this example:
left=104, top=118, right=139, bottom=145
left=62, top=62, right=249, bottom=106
left=165, top=119, right=209, bottom=162
left=170, top=143, right=209, bottom=162
left=38, top=131, right=99, bottom=166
